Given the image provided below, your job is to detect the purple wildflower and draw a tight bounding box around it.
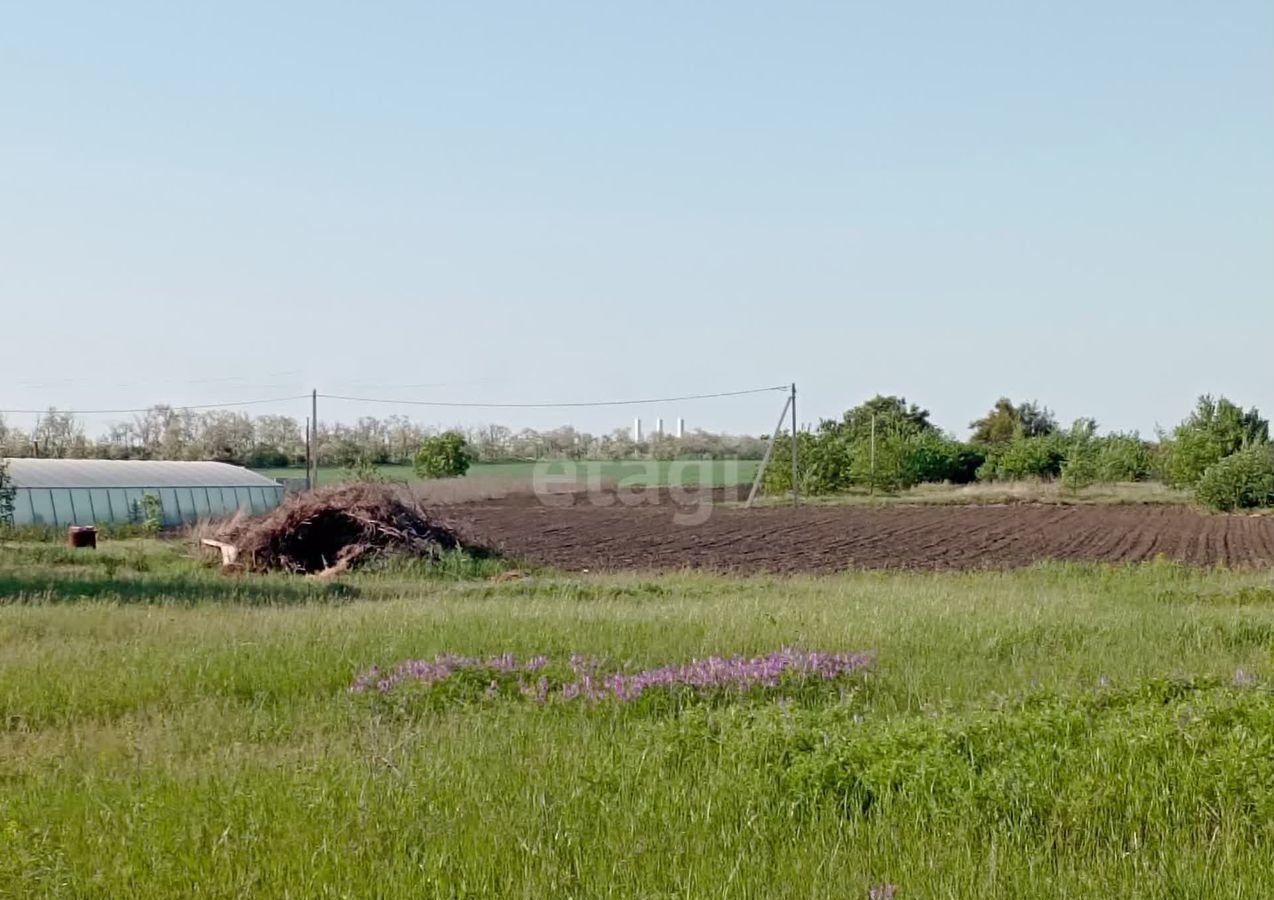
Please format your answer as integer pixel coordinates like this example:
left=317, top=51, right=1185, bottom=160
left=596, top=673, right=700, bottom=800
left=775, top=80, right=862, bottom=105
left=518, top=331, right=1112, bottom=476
left=569, top=654, right=602, bottom=676
left=352, top=648, right=873, bottom=704
left=577, top=648, right=872, bottom=703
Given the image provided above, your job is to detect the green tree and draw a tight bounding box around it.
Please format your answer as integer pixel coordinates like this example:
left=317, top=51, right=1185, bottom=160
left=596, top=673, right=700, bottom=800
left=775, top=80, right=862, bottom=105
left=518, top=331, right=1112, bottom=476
left=0, top=458, right=15, bottom=525
left=762, top=431, right=845, bottom=496
left=1162, top=395, right=1268, bottom=487
left=764, top=396, right=983, bottom=496
left=848, top=430, right=912, bottom=493
left=810, top=395, right=940, bottom=494
left=1095, top=433, right=1153, bottom=482
left=833, top=395, right=935, bottom=443
left=970, top=398, right=1057, bottom=444
left=996, top=435, right=1067, bottom=480
left=414, top=431, right=472, bottom=479
left=1060, top=419, right=1100, bottom=491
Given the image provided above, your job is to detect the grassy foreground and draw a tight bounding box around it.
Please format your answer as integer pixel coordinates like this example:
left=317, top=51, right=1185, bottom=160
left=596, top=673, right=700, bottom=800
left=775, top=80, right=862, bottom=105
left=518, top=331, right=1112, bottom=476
left=2, top=543, right=1274, bottom=897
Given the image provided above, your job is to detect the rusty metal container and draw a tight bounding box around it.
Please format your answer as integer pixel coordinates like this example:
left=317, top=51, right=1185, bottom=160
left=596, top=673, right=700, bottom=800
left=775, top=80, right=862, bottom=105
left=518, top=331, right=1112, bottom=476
left=67, top=526, right=97, bottom=549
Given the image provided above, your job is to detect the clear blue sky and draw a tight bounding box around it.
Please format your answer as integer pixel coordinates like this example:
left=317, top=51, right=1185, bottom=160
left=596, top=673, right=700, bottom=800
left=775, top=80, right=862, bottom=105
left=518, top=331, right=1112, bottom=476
left=2, top=1, right=1271, bottom=439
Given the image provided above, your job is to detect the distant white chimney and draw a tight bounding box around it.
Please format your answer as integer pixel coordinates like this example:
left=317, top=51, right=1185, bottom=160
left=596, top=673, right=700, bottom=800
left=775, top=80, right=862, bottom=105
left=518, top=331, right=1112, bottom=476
left=633, top=418, right=643, bottom=442
left=655, top=417, right=664, bottom=436
left=676, top=417, right=685, bottom=438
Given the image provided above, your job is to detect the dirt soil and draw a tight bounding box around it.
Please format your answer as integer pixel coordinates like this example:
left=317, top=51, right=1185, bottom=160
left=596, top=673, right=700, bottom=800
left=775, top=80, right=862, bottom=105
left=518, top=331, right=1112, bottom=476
left=453, top=491, right=1274, bottom=574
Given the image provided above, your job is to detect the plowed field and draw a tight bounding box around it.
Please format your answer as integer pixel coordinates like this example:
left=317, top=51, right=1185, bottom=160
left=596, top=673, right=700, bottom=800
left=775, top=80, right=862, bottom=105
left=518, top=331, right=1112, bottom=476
left=457, top=495, right=1274, bottom=573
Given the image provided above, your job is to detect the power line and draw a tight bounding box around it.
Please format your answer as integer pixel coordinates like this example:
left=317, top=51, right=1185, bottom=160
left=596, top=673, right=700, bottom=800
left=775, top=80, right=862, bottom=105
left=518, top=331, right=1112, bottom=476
left=317, top=386, right=789, bottom=409
left=0, top=395, right=312, bottom=416
left=0, top=385, right=789, bottom=416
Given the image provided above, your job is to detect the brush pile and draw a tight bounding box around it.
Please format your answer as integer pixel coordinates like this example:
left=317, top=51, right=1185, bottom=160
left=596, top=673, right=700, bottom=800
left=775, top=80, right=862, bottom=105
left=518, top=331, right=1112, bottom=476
left=214, top=483, right=471, bottom=575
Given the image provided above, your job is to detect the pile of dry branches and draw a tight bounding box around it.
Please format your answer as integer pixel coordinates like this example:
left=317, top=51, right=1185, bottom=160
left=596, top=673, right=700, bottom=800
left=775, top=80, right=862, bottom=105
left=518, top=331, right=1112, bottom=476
left=213, top=483, right=471, bottom=575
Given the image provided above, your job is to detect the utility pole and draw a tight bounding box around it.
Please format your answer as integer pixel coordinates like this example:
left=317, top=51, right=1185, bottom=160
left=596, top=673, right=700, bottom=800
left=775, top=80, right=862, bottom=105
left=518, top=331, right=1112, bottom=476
left=745, top=393, right=794, bottom=508
left=870, top=412, right=877, bottom=497
left=790, top=382, right=799, bottom=507
left=311, top=389, right=318, bottom=489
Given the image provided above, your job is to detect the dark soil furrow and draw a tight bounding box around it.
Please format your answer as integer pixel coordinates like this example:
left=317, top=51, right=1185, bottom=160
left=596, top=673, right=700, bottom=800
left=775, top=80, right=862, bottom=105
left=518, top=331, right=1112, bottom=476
left=452, top=493, right=1274, bottom=574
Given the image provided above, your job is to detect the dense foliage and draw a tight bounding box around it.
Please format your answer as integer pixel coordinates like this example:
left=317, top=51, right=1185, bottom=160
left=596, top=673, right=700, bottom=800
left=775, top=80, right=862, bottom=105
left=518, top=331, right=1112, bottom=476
left=0, top=409, right=765, bottom=468
left=414, top=431, right=473, bottom=479
left=763, top=395, right=1265, bottom=503
left=1161, top=396, right=1268, bottom=488
left=1194, top=445, right=1274, bottom=512
left=763, top=396, right=984, bottom=495
left=970, top=398, right=1058, bottom=444
left=1093, top=431, right=1155, bottom=482
left=765, top=396, right=1150, bottom=497
left=978, top=433, right=1068, bottom=481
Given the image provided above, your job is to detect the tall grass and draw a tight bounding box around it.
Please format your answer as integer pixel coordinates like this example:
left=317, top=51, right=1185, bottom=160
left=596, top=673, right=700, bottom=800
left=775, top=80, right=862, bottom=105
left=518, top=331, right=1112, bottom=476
left=2, top=543, right=1273, bottom=896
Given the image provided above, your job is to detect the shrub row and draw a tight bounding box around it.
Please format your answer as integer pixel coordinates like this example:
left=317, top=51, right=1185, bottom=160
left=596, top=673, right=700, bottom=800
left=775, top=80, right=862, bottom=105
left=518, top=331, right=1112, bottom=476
left=763, top=427, right=1154, bottom=496
left=762, top=394, right=1274, bottom=512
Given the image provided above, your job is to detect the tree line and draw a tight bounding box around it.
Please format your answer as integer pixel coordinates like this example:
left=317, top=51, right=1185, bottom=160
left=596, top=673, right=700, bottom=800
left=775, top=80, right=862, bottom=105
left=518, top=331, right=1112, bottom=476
left=761, top=394, right=1274, bottom=511
left=0, top=406, right=768, bottom=467
left=4, top=395, right=1271, bottom=511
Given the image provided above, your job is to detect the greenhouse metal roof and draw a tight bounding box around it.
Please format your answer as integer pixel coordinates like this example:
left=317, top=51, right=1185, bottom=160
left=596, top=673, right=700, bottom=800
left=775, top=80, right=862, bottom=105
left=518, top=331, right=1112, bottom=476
left=3, top=459, right=282, bottom=489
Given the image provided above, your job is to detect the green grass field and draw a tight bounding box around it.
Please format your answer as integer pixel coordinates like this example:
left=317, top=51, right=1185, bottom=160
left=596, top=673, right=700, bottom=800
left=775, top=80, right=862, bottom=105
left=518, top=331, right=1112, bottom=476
left=3, top=541, right=1274, bottom=897
left=253, top=459, right=759, bottom=488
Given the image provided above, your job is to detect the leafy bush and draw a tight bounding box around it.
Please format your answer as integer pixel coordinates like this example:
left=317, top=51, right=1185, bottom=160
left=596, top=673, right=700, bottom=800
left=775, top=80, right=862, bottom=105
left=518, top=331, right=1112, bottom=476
left=1195, top=445, right=1274, bottom=511
left=902, top=435, right=983, bottom=486
left=132, top=493, right=163, bottom=534
left=774, top=397, right=992, bottom=495
left=763, top=432, right=845, bottom=496
left=943, top=443, right=987, bottom=484
left=246, top=445, right=290, bottom=468
left=342, top=458, right=386, bottom=483
left=981, top=420, right=1145, bottom=487
left=1162, top=395, right=1268, bottom=487
left=982, top=435, right=1067, bottom=481
left=764, top=429, right=986, bottom=496
left=414, top=431, right=472, bottom=479
left=848, top=432, right=915, bottom=493
left=1095, top=433, right=1153, bottom=482
left=802, top=432, right=856, bottom=494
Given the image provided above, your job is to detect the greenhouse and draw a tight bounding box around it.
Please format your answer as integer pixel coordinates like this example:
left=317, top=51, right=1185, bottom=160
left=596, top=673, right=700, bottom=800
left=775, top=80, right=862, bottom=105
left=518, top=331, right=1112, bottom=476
left=3, top=459, right=285, bottom=527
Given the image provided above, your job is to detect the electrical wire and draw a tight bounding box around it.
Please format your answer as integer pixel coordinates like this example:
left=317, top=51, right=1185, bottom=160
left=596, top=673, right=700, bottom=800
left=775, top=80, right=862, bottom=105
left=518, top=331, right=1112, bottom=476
left=317, top=386, right=789, bottom=409
left=0, top=385, right=790, bottom=416
left=0, top=395, right=312, bottom=416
